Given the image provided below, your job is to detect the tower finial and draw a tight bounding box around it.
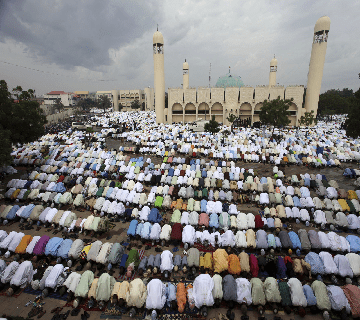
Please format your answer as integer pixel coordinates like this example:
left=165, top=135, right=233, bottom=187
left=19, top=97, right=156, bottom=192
left=157, top=24, right=158, bottom=31
left=185, top=59, right=186, bottom=62
left=229, top=66, right=231, bottom=74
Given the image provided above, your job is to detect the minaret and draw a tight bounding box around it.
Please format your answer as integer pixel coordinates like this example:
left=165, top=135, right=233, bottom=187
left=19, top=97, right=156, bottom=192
left=304, top=16, right=330, bottom=116
left=153, top=27, right=165, bottom=124
left=182, top=59, right=189, bottom=90
left=269, top=56, right=277, bottom=87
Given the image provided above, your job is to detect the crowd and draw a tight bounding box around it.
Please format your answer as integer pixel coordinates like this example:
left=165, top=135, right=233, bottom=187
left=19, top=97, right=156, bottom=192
left=0, top=110, right=359, bottom=320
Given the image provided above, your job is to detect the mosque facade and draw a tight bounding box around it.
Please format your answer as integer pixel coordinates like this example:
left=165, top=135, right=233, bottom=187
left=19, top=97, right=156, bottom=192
left=154, top=16, right=330, bottom=127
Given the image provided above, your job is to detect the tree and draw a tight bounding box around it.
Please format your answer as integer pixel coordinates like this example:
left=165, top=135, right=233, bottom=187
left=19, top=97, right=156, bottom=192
left=77, top=97, right=95, bottom=111
left=54, top=98, right=64, bottom=113
left=345, top=89, right=360, bottom=138
left=204, top=115, right=220, bottom=134
left=318, top=88, right=352, bottom=116
left=299, top=110, right=317, bottom=126
left=259, top=96, right=292, bottom=129
left=226, top=113, right=237, bottom=133
left=131, top=99, right=141, bottom=109
left=0, top=80, right=47, bottom=166
left=97, top=95, right=112, bottom=112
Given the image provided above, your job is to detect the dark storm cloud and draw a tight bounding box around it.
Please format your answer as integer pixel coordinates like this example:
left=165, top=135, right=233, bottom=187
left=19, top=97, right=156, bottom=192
left=0, top=0, right=162, bottom=70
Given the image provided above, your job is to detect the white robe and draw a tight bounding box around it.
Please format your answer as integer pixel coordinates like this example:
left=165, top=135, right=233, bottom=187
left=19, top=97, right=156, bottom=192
left=193, top=274, right=215, bottom=308
left=145, top=279, right=166, bottom=310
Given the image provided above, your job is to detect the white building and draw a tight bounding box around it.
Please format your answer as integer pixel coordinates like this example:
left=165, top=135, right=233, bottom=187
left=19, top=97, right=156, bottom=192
left=43, top=91, right=76, bottom=107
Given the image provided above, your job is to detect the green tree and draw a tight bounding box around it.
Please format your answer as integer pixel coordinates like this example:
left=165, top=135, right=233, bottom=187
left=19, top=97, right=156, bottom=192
left=97, top=95, right=112, bottom=112
left=259, top=96, right=292, bottom=129
left=204, top=115, right=220, bottom=134
left=54, top=98, right=64, bottom=113
left=131, top=99, right=141, bottom=109
left=300, top=110, right=317, bottom=126
left=345, top=89, right=360, bottom=138
left=77, top=97, right=95, bottom=111
left=0, top=80, right=47, bottom=166
left=226, top=113, right=237, bottom=133
left=318, top=89, right=352, bottom=116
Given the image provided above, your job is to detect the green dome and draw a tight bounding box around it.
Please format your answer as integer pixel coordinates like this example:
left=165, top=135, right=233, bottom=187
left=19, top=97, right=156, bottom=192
left=215, top=72, right=244, bottom=88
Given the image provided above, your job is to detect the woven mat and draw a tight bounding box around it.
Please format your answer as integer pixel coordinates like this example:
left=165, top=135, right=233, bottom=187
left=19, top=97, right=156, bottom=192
left=0, top=287, right=24, bottom=298
left=64, top=298, right=103, bottom=312
left=194, top=242, right=216, bottom=253
left=117, top=249, right=145, bottom=281
left=23, top=287, right=68, bottom=301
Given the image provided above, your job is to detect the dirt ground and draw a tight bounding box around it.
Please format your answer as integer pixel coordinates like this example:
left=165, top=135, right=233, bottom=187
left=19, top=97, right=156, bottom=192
left=0, top=137, right=357, bottom=320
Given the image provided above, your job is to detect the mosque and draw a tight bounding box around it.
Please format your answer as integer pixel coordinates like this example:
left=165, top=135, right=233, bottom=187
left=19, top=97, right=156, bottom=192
left=151, top=16, right=330, bottom=126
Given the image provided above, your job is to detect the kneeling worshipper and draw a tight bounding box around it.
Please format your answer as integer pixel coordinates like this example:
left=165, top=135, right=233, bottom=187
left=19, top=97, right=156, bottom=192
left=326, top=285, right=351, bottom=318
left=222, top=274, right=237, bottom=309
left=43, top=263, right=69, bottom=297
left=264, top=277, right=282, bottom=314
left=182, top=225, right=196, bottom=249
left=341, top=284, right=360, bottom=319
left=193, top=274, right=214, bottom=317
left=287, top=278, right=307, bottom=311
left=165, top=282, right=177, bottom=310
left=126, top=278, right=147, bottom=314
left=160, top=250, right=173, bottom=278
left=63, top=272, right=81, bottom=302
left=110, top=280, right=129, bottom=307
left=146, top=278, right=166, bottom=311
left=7, top=261, right=35, bottom=296
left=235, top=277, right=252, bottom=312
left=251, top=277, right=266, bottom=315
left=0, top=261, right=20, bottom=291
left=96, top=272, right=116, bottom=310
left=311, top=280, right=331, bottom=312
left=213, top=249, right=228, bottom=274
left=212, top=274, right=223, bottom=307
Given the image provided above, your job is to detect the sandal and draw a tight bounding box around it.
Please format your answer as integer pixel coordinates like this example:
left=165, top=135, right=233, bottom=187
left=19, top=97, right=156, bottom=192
left=37, top=309, right=46, bottom=319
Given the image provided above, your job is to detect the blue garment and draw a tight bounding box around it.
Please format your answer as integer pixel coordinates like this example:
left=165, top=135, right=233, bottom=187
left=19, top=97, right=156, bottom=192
left=20, top=204, right=36, bottom=219
left=136, top=223, right=144, bottom=236
left=346, top=235, right=360, bottom=253
left=201, top=200, right=207, bottom=213
left=267, top=234, right=276, bottom=248
left=209, top=213, right=219, bottom=228
left=275, top=236, right=282, bottom=248
left=147, top=254, right=155, bottom=267
left=6, top=205, right=20, bottom=220
left=106, top=187, right=114, bottom=198
left=45, top=237, right=64, bottom=257
left=24, top=180, right=32, bottom=189
left=53, top=182, right=66, bottom=193
left=119, top=254, right=128, bottom=268
left=266, top=218, right=275, bottom=228
left=303, top=285, right=317, bottom=306
left=168, top=168, right=174, bottom=177
left=141, top=222, right=152, bottom=239
left=288, top=231, right=302, bottom=250
left=304, top=252, right=325, bottom=275
left=127, top=220, right=138, bottom=236
left=165, top=283, right=177, bottom=307
left=148, top=208, right=162, bottom=223
left=292, top=196, right=301, bottom=207
left=57, top=239, right=73, bottom=259
left=201, top=170, right=207, bottom=178
left=154, top=254, right=161, bottom=268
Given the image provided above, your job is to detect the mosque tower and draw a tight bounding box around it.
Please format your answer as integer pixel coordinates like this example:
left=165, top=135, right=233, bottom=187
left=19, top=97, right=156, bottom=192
left=269, top=56, right=277, bottom=87
left=304, top=16, right=330, bottom=116
left=183, top=59, right=189, bottom=90
left=153, top=27, right=165, bottom=124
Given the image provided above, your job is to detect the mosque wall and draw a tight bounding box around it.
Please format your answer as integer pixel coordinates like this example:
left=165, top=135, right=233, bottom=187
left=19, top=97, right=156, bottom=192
left=168, top=85, right=305, bottom=126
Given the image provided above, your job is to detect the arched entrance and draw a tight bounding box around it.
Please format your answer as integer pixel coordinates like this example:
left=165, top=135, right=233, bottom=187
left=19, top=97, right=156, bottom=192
left=239, top=102, right=252, bottom=121
left=253, top=102, right=263, bottom=122
left=198, top=103, right=210, bottom=120
left=172, top=103, right=183, bottom=123
left=184, top=103, right=196, bottom=123
left=211, top=102, right=223, bottom=123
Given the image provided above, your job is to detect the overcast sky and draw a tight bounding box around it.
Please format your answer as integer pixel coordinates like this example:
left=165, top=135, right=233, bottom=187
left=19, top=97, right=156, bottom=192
left=0, top=0, right=359, bottom=96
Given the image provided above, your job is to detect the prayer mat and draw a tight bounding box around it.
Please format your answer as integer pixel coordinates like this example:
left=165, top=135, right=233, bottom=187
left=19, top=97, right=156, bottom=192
left=193, top=242, right=215, bottom=253
left=0, top=287, right=24, bottom=298
left=23, top=287, right=68, bottom=301
left=64, top=298, right=103, bottom=312
left=117, top=249, right=145, bottom=281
